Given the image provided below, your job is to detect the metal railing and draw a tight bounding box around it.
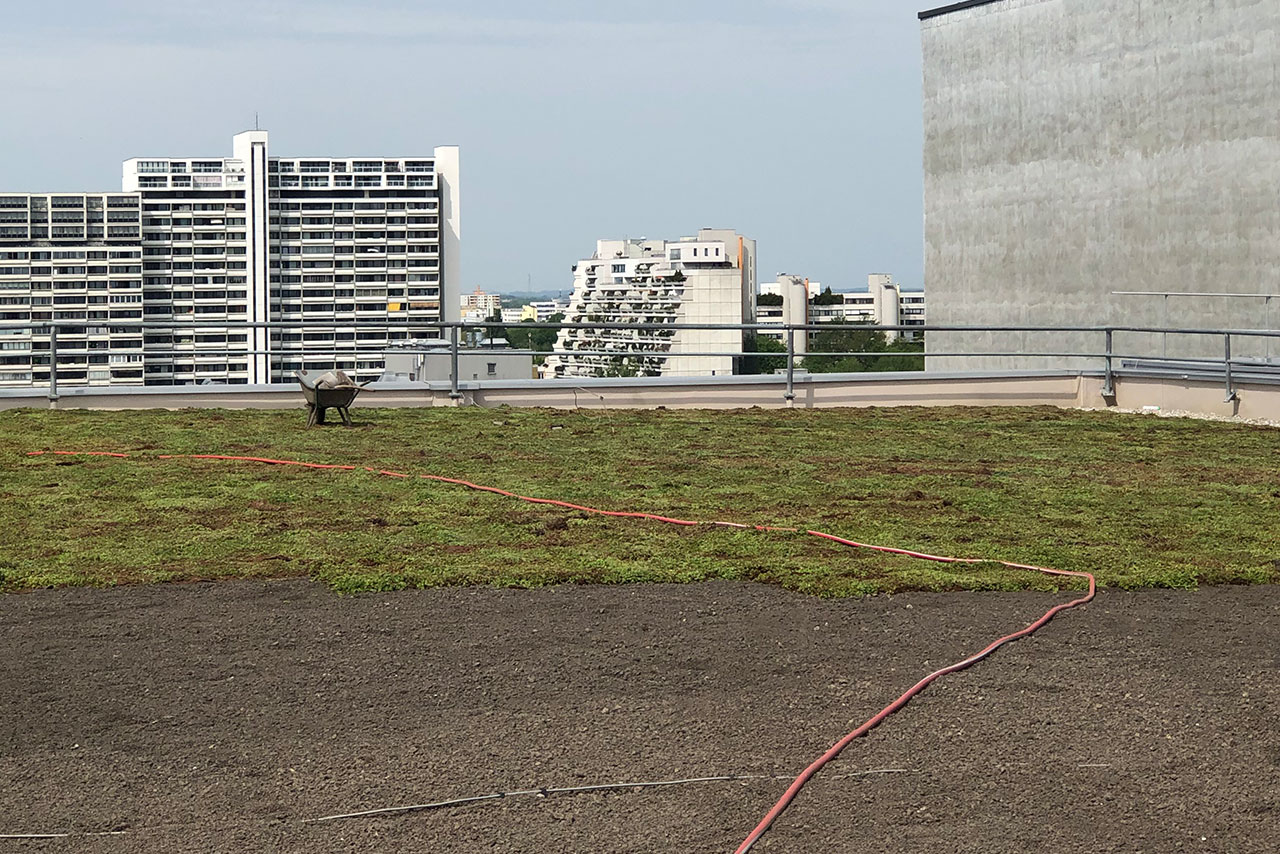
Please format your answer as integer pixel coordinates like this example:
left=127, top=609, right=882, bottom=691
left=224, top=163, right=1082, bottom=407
left=0, top=319, right=1278, bottom=405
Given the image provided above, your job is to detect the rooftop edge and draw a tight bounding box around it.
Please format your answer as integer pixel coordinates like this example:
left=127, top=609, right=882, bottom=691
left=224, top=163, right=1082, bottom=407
left=919, top=0, right=1005, bottom=21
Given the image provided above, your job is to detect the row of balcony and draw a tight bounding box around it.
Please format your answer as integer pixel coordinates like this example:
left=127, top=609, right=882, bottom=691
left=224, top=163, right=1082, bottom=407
left=272, top=176, right=435, bottom=189
left=275, top=162, right=433, bottom=174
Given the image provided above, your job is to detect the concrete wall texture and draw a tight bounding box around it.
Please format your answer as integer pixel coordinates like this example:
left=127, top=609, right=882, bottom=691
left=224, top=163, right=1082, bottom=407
left=921, top=0, right=1280, bottom=370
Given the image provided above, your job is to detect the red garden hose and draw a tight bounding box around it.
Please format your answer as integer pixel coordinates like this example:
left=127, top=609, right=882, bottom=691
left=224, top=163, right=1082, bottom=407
left=26, top=449, right=1096, bottom=851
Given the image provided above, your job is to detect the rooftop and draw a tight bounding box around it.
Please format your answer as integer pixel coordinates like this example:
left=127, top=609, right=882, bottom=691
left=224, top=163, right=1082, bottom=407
left=3, top=405, right=1276, bottom=593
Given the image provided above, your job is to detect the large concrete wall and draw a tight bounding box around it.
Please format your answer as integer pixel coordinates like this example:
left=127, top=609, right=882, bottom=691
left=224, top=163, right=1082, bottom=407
left=922, top=0, right=1280, bottom=370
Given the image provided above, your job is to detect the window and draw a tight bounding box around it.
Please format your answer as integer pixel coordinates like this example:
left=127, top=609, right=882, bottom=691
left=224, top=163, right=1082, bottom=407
left=612, top=264, right=625, bottom=273
left=487, top=362, right=497, bottom=376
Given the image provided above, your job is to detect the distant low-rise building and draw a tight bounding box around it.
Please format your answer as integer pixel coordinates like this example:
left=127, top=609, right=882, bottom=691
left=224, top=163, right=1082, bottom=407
left=520, top=299, right=569, bottom=322
left=460, top=305, right=521, bottom=325
left=460, top=287, right=502, bottom=318
left=760, top=277, right=823, bottom=300
left=381, top=339, right=533, bottom=383
left=756, top=274, right=812, bottom=355
left=759, top=273, right=926, bottom=344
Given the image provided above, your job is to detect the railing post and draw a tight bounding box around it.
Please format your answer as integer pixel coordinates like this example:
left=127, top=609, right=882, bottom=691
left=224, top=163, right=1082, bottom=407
left=449, top=324, right=462, bottom=401
left=784, top=326, right=796, bottom=404
left=1101, top=328, right=1115, bottom=399
left=1266, top=295, right=1273, bottom=365
left=1223, top=332, right=1238, bottom=403
left=47, top=324, right=59, bottom=404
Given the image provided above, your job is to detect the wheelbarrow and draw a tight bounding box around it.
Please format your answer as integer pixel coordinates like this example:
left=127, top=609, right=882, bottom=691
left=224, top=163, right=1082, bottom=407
left=296, top=370, right=371, bottom=427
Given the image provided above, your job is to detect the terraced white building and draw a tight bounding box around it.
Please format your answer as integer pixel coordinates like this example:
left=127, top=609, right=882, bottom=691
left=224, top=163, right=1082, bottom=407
left=545, top=229, right=756, bottom=378
left=0, top=129, right=459, bottom=387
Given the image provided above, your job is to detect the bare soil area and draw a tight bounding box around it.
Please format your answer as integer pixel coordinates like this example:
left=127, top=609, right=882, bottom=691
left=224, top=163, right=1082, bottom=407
left=2, top=581, right=1277, bottom=852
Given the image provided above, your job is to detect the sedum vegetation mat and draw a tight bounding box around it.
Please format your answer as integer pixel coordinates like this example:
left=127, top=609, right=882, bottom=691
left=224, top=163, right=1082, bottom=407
left=0, top=405, right=1276, bottom=595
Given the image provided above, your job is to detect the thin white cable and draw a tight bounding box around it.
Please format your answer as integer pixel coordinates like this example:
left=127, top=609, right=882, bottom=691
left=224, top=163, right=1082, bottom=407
left=0, top=770, right=910, bottom=838
left=304, top=768, right=910, bottom=823
left=0, top=832, right=126, bottom=840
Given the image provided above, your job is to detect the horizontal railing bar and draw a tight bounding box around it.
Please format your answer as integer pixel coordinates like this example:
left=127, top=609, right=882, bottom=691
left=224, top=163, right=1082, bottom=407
left=24, top=350, right=1277, bottom=364
left=546, top=350, right=1086, bottom=360
left=1112, top=291, right=1279, bottom=299
left=69, top=351, right=1134, bottom=364
left=0, top=320, right=1277, bottom=337
left=1111, top=353, right=1280, bottom=368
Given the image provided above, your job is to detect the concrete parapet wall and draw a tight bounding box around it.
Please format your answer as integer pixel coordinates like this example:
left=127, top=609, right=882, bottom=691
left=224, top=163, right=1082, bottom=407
left=1, top=372, right=1275, bottom=423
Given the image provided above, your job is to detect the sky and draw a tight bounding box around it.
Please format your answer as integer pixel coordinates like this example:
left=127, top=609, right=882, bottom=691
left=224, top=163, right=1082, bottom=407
left=0, top=0, right=925, bottom=294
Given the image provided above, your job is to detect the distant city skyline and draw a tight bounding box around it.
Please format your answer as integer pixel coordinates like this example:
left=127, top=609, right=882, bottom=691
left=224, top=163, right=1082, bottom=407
left=0, top=1, right=925, bottom=293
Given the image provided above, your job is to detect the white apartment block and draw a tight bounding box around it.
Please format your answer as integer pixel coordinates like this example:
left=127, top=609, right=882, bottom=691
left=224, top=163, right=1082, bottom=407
left=757, top=274, right=927, bottom=344
left=756, top=273, right=813, bottom=354
left=0, top=129, right=459, bottom=388
left=461, top=307, right=523, bottom=324
left=760, top=277, right=824, bottom=300
left=0, top=193, right=144, bottom=385
left=545, top=229, right=757, bottom=378
left=520, top=300, right=570, bottom=322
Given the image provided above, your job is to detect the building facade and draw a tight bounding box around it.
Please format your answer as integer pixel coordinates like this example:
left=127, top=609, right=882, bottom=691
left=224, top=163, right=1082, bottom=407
left=760, top=277, right=823, bottom=300
left=382, top=341, right=533, bottom=383
left=0, top=130, right=460, bottom=388
left=757, top=274, right=925, bottom=345
left=756, top=274, right=812, bottom=355
left=921, top=0, right=1280, bottom=370
left=544, top=229, right=757, bottom=378
left=517, top=302, right=568, bottom=325
left=460, top=287, right=502, bottom=319
left=519, top=299, right=570, bottom=322
left=0, top=193, right=145, bottom=386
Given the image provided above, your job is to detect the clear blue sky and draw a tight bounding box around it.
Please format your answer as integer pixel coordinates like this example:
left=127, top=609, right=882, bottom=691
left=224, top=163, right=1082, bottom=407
left=0, top=1, right=924, bottom=293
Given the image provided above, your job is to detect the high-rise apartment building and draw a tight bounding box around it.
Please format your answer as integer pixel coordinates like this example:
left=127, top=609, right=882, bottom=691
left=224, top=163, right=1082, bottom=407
left=545, top=229, right=756, bottom=378
left=0, top=130, right=459, bottom=388
left=0, top=193, right=145, bottom=386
